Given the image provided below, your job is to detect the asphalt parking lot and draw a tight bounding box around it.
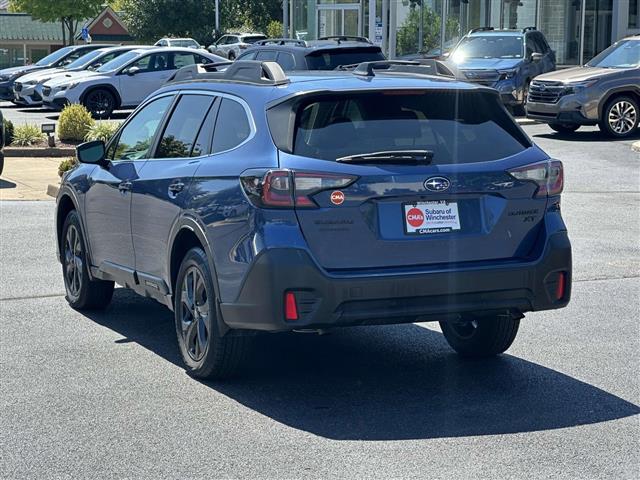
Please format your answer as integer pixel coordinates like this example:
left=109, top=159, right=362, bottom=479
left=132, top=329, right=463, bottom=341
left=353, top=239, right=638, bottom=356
left=1, top=124, right=638, bottom=479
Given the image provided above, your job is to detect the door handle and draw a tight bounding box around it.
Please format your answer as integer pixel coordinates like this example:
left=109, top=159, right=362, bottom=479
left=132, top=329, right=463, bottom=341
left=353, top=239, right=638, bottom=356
left=118, top=181, right=132, bottom=193
left=168, top=181, right=185, bottom=197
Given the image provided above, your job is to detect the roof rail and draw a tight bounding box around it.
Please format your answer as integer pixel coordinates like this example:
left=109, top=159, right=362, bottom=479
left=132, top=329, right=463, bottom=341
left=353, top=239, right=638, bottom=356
left=468, top=26, right=495, bottom=35
left=254, top=38, right=307, bottom=47
left=350, top=60, right=456, bottom=78
left=317, top=35, right=371, bottom=44
left=170, top=60, right=290, bottom=86
left=521, top=26, right=537, bottom=33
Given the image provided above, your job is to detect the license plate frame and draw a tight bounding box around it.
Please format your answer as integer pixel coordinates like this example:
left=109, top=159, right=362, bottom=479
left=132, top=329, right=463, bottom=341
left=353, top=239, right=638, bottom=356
left=403, top=200, right=461, bottom=235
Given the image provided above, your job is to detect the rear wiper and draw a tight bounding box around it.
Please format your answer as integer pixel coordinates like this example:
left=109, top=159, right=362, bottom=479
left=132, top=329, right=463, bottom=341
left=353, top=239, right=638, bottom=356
left=336, top=150, right=434, bottom=165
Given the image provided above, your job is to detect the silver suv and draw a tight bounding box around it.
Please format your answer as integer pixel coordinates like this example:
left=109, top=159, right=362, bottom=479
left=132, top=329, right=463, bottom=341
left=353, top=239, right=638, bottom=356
left=207, top=33, right=267, bottom=60
left=526, top=35, right=639, bottom=138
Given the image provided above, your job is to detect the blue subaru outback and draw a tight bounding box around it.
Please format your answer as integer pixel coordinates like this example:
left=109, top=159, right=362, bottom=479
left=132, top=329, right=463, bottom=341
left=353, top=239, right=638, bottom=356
left=56, top=60, right=571, bottom=379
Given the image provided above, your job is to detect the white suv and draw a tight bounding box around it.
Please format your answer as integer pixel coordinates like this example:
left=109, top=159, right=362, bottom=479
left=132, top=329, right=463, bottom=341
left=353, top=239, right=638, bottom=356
left=207, top=33, right=267, bottom=60
left=41, top=47, right=224, bottom=118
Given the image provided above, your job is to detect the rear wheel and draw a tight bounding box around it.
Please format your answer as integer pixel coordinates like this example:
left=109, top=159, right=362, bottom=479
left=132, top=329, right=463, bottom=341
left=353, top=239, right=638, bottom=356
left=228, top=51, right=236, bottom=61
left=440, top=314, right=520, bottom=357
left=61, top=210, right=114, bottom=310
left=174, top=247, right=249, bottom=379
left=549, top=123, right=580, bottom=134
left=513, top=81, right=530, bottom=117
left=599, top=96, right=639, bottom=138
left=83, top=88, right=116, bottom=119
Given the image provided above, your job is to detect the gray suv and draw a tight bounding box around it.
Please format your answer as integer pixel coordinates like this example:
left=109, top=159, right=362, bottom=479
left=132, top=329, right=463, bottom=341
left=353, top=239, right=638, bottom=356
left=526, top=35, right=639, bottom=138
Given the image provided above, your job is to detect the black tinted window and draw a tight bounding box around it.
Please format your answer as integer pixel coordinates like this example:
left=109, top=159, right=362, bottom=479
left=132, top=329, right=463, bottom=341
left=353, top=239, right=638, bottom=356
left=191, top=100, right=218, bottom=157
left=277, top=52, right=296, bottom=70
left=238, top=51, right=257, bottom=60
left=213, top=98, right=251, bottom=152
left=291, top=91, right=530, bottom=164
left=305, top=47, right=385, bottom=70
left=155, top=95, right=215, bottom=159
left=255, top=50, right=278, bottom=61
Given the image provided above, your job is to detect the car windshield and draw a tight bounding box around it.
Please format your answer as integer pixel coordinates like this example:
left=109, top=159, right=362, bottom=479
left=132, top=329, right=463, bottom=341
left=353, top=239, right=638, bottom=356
left=305, top=48, right=385, bottom=70
left=64, top=50, right=105, bottom=70
left=242, top=35, right=267, bottom=44
left=586, top=40, right=640, bottom=68
left=173, top=39, right=199, bottom=48
left=451, top=35, right=524, bottom=61
left=290, top=91, right=530, bottom=163
left=35, top=46, right=74, bottom=66
left=96, top=51, right=139, bottom=72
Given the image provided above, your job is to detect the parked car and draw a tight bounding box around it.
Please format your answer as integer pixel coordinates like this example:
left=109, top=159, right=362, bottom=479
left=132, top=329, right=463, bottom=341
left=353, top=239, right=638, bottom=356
left=41, top=47, right=224, bottom=118
left=13, top=46, right=146, bottom=107
left=0, top=44, right=110, bottom=103
left=0, top=109, right=4, bottom=176
left=56, top=60, right=572, bottom=379
left=446, top=27, right=556, bottom=114
left=527, top=35, right=640, bottom=138
left=207, top=33, right=267, bottom=60
left=235, top=36, right=386, bottom=71
left=154, top=38, right=203, bottom=49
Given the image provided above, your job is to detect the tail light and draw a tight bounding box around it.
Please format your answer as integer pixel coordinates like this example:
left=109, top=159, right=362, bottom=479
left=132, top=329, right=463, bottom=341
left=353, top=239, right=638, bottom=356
left=284, top=291, right=298, bottom=321
left=508, top=160, right=563, bottom=197
left=241, top=169, right=357, bottom=208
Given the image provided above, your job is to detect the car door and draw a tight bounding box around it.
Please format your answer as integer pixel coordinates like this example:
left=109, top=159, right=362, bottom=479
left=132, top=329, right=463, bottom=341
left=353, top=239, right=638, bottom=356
left=84, top=94, right=175, bottom=280
left=130, top=92, right=219, bottom=289
left=117, top=52, right=172, bottom=106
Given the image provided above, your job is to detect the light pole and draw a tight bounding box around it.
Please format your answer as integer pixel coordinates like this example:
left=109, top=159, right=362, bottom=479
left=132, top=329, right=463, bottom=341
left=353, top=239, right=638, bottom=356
left=418, top=1, right=423, bottom=53
left=215, top=0, right=220, bottom=37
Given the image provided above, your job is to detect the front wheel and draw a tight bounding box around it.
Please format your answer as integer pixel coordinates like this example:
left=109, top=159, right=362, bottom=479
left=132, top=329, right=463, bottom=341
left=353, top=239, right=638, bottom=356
left=599, top=96, right=639, bottom=138
left=227, top=51, right=236, bottom=61
left=83, top=88, right=116, bottom=119
left=61, top=211, right=114, bottom=310
left=440, top=314, right=520, bottom=357
left=549, top=123, right=580, bottom=134
left=174, top=247, right=249, bottom=379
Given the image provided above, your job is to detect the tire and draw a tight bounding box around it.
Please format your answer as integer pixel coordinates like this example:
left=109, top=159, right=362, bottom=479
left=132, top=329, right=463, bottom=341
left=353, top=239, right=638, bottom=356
left=549, top=123, right=580, bottom=134
left=83, top=88, right=116, bottom=119
left=439, top=314, right=520, bottom=357
left=228, top=51, right=236, bottom=61
left=599, top=95, right=639, bottom=138
left=174, top=247, right=249, bottom=379
left=0, top=154, right=4, bottom=177
left=512, top=81, right=530, bottom=117
left=61, top=210, right=114, bottom=310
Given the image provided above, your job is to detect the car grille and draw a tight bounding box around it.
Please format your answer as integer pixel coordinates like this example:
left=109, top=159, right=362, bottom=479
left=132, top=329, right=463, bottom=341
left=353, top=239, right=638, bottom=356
left=14, top=83, right=22, bottom=92
left=461, top=69, right=499, bottom=86
left=528, top=80, right=565, bottom=104
left=30, top=91, right=42, bottom=102
left=42, top=86, right=51, bottom=97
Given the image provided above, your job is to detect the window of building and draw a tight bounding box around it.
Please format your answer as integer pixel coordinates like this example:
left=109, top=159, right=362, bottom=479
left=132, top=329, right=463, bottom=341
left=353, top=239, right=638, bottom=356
left=630, top=0, right=639, bottom=29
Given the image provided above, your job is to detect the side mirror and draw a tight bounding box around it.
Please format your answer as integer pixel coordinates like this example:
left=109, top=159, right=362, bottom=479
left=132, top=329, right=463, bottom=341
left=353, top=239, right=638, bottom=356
left=531, top=52, right=544, bottom=62
left=126, top=66, right=140, bottom=76
left=76, top=140, right=108, bottom=167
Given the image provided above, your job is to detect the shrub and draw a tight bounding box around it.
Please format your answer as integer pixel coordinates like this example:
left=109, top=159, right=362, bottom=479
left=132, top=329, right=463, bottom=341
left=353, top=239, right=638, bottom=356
left=58, top=157, right=78, bottom=178
left=58, top=103, right=95, bottom=142
left=12, top=124, right=46, bottom=146
left=266, top=20, right=283, bottom=38
left=84, top=121, right=121, bottom=143
left=3, top=118, right=14, bottom=145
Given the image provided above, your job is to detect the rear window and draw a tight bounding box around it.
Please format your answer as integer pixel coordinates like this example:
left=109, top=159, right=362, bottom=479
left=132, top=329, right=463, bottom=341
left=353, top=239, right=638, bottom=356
left=305, top=47, right=385, bottom=70
left=242, top=35, right=267, bottom=44
left=290, top=91, right=530, bottom=164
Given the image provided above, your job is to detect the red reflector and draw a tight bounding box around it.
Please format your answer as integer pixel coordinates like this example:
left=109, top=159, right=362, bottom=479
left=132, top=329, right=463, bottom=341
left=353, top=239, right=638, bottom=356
left=556, top=272, right=566, bottom=300
left=285, top=292, right=299, bottom=321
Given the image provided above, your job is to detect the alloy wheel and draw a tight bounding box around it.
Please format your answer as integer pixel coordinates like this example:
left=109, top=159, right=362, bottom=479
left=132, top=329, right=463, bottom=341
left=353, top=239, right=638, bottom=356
left=64, top=225, right=83, bottom=299
left=608, top=100, right=637, bottom=135
left=179, top=266, right=210, bottom=362
left=86, top=91, right=112, bottom=117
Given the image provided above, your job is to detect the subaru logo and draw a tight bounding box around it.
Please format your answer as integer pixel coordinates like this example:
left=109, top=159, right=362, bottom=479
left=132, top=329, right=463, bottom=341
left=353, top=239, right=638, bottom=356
left=424, top=177, right=450, bottom=192
left=539, top=84, right=546, bottom=91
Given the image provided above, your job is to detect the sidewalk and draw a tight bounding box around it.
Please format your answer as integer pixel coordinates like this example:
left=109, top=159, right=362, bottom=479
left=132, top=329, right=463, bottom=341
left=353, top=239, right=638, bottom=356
left=0, top=157, right=60, bottom=200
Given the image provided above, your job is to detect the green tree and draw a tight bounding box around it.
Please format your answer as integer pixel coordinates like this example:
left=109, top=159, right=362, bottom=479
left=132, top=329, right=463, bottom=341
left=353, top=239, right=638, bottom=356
left=10, top=0, right=105, bottom=46
left=121, top=0, right=282, bottom=46
left=396, top=4, right=460, bottom=57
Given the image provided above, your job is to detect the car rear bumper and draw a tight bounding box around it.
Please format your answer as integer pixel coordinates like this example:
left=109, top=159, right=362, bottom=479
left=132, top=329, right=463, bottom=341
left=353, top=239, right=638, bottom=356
left=220, top=230, right=572, bottom=332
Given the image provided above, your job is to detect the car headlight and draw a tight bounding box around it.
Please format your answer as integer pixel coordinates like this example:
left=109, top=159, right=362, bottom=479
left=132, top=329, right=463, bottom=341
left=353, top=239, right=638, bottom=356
left=0, top=74, right=14, bottom=82
left=563, top=79, right=598, bottom=94
left=498, top=69, right=517, bottom=80
left=58, top=82, right=80, bottom=91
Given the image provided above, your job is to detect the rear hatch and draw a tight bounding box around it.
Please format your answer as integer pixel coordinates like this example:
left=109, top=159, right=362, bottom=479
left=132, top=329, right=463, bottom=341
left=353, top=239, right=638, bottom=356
left=267, top=89, right=553, bottom=271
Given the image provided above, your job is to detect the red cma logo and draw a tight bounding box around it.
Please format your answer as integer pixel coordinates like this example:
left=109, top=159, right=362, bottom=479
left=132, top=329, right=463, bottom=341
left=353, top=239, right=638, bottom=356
left=406, top=208, right=424, bottom=227
left=330, top=191, right=345, bottom=205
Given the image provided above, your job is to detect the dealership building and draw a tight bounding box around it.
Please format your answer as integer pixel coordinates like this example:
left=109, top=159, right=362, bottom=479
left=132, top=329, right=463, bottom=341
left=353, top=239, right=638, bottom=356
left=284, top=1, right=640, bottom=65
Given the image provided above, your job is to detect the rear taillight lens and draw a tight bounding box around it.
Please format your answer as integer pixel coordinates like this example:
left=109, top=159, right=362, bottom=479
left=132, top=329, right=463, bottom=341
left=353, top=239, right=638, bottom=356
left=508, top=160, right=563, bottom=197
left=241, top=169, right=357, bottom=208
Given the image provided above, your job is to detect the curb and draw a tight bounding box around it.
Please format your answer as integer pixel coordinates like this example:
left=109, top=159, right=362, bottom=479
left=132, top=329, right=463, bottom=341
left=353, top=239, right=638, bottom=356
left=46, top=184, right=60, bottom=198
left=515, top=118, right=539, bottom=126
left=5, top=147, right=75, bottom=158
left=633, top=141, right=640, bottom=153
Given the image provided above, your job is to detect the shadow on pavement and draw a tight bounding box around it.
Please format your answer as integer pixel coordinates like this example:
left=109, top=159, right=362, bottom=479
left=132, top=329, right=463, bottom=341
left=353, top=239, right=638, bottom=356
left=84, top=288, right=640, bottom=441
left=0, top=178, right=17, bottom=189
left=533, top=129, right=640, bottom=142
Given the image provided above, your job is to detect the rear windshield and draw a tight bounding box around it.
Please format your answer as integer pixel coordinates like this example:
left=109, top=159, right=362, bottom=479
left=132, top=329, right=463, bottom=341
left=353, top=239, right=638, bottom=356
left=242, top=35, right=267, bottom=44
left=305, top=48, right=385, bottom=70
left=451, top=35, right=524, bottom=60
left=291, top=91, right=530, bottom=163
